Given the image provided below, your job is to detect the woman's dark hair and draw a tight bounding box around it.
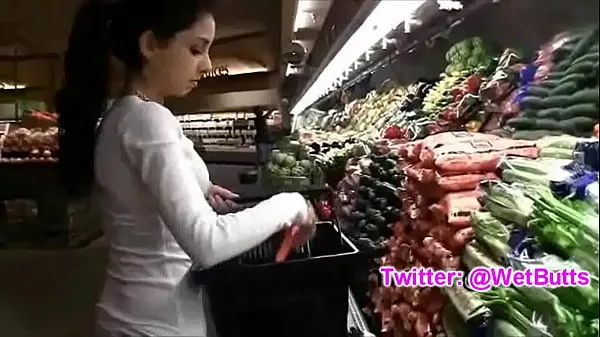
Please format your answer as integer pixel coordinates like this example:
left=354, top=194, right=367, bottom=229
left=56, top=0, right=214, bottom=197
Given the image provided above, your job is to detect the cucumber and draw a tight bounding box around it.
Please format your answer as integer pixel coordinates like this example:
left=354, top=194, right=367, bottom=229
left=525, top=85, right=550, bottom=98
left=550, top=82, right=578, bottom=96
left=562, top=103, right=599, bottom=119
left=566, top=61, right=596, bottom=75
left=521, top=109, right=538, bottom=118
left=539, top=95, right=574, bottom=108
left=557, top=73, right=586, bottom=85
left=535, top=118, right=561, bottom=130
left=571, top=88, right=600, bottom=104
left=512, top=130, right=564, bottom=140
left=505, top=117, right=536, bottom=130
left=559, top=116, right=596, bottom=134
left=545, top=71, right=567, bottom=81
left=568, top=26, right=600, bottom=62
left=535, top=107, right=562, bottom=119
left=551, top=62, right=571, bottom=73
left=520, top=96, right=546, bottom=109
left=539, top=79, right=561, bottom=89
left=572, top=53, right=599, bottom=66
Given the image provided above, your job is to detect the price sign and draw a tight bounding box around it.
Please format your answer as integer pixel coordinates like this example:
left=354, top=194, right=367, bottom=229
left=200, top=66, right=230, bottom=79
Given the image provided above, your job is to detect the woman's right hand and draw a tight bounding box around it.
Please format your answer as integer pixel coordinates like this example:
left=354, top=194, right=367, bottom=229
left=290, top=198, right=318, bottom=248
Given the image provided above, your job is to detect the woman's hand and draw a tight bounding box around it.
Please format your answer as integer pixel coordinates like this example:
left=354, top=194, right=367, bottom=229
left=207, top=185, right=241, bottom=214
left=291, top=199, right=318, bottom=248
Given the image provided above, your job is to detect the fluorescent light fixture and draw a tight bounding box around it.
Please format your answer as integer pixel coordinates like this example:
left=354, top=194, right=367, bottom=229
left=293, top=0, right=314, bottom=32
left=0, top=82, right=26, bottom=90
left=290, top=0, right=426, bottom=116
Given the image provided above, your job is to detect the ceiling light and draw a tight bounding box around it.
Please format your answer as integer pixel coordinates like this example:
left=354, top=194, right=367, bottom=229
left=0, top=81, right=26, bottom=90
left=293, top=1, right=315, bottom=32
left=290, top=0, right=426, bottom=115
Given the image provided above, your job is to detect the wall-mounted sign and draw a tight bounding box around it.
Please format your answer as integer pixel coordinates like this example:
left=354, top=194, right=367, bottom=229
left=200, top=66, right=230, bottom=79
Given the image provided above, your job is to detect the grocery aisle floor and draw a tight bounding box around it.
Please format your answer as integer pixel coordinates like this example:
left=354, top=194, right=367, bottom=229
left=0, top=237, right=108, bottom=337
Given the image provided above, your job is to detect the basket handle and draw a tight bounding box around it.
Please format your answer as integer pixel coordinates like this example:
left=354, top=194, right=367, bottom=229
left=232, top=187, right=331, bottom=205
left=275, top=225, right=300, bottom=262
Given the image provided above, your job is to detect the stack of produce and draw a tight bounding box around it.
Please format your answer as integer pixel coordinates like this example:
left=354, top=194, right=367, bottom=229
left=456, top=137, right=600, bottom=336
left=0, top=126, right=59, bottom=163
left=303, top=137, right=371, bottom=187
left=381, top=82, right=436, bottom=142
left=296, top=82, right=437, bottom=144
left=296, top=86, right=409, bottom=137
left=421, top=38, right=496, bottom=135
left=478, top=48, right=528, bottom=133
left=369, top=131, right=539, bottom=336
left=335, top=151, right=402, bottom=255
left=444, top=37, right=494, bottom=74
left=506, top=26, right=600, bottom=139
left=265, top=141, right=321, bottom=189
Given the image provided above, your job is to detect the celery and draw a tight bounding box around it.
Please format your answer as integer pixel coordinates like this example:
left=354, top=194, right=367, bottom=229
left=484, top=183, right=533, bottom=226
left=471, top=211, right=511, bottom=261
left=491, top=319, right=527, bottom=337
left=462, top=243, right=501, bottom=269
left=502, top=168, right=550, bottom=186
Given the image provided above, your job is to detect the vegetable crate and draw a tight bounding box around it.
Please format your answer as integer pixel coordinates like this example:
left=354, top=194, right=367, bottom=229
left=192, top=222, right=359, bottom=337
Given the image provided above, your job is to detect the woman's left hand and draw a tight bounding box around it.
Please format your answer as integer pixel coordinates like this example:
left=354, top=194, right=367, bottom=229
left=207, top=185, right=241, bottom=214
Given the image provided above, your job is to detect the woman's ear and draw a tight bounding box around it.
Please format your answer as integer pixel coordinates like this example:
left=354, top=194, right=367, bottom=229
left=138, top=30, right=160, bottom=61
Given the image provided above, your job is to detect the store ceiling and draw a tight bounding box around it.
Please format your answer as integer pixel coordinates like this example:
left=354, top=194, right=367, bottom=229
left=287, top=0, right=333, bottom=76
left=0, top=0, right=299, bottom=113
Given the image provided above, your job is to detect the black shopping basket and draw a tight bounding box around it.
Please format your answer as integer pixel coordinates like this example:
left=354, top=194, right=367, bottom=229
left=192, top=189, right=359, bottom=337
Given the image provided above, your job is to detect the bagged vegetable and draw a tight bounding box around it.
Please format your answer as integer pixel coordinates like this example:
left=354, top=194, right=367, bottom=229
left=430, top=190, right=483, bottom=227
left=436, top=172, right=499, bottom=192
left=434, top=145, right=538, bottom=175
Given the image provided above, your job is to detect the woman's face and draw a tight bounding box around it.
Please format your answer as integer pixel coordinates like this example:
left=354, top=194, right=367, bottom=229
left=142, top=13, right=216, bottom=98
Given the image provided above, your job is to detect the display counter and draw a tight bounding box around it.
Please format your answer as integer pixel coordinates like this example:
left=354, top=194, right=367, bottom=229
left=197, top=145, right=257, bottom=165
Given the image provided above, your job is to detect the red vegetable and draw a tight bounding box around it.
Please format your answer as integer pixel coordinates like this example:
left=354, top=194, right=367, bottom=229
left=383, top=125, right=407, bottom=139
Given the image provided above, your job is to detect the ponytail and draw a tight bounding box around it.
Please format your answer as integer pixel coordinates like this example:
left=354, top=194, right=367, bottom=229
left=56, top=1, right=112, bottom=197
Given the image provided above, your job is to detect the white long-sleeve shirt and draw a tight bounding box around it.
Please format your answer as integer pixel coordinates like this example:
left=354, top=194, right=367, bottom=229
left=93, top=95, right=308, bottom=336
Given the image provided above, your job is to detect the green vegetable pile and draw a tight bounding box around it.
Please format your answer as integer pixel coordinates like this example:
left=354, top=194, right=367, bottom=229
left=445, top=37, right=494, bottom=74
left=508, top=26, right=600, bottom=138
left=345, top=153, right=402, bottom=252
left=421, top=71, right=472, bottom=117
left=265, top=142, right=321, bottom=189
left=458, top=168, right=600, bottom=337
left=421, top=38, right=494, bottom=119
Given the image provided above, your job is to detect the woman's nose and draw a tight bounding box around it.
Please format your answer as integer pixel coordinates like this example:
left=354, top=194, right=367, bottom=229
left=198, top=55, right=212, bottom=76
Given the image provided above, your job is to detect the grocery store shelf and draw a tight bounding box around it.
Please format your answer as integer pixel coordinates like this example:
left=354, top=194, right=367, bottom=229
left=196, top=146, right=258, bottom=165
left=308, top=0, right=493, bottom=111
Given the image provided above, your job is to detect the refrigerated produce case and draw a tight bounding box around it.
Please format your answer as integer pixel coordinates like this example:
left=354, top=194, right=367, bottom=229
left=284, top=0, right=599, bottom=336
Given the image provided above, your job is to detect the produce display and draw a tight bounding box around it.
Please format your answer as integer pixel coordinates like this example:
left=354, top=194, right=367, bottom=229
left=506, top=26, right=600, bottom=139
left=0, top=126, right=59, bottom=163
left=335, top=150, right=402, bottom=256
left=296, top=82, right=437, bottom=143
left=455, top=135, right=599, bottom=337
left=363, top=132, right=538, bottom=336
left=288, top=21, right=599, bottom=337
left=265, top=141, right=320, bottom=189
left=443, top=37, right=494, bottom=74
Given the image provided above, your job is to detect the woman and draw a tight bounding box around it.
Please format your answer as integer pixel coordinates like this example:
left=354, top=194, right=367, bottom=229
left=56, top=1, right=318, bottom=336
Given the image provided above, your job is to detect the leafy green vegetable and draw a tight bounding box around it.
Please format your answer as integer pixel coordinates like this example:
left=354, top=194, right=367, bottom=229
left=471, top=211, right=511, bottom=262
